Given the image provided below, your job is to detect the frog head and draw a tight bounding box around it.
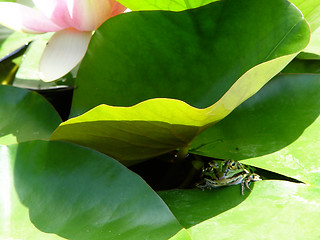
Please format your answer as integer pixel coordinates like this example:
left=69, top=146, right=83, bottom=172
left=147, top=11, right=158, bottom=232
left=202, top=160, right=246, bottom=180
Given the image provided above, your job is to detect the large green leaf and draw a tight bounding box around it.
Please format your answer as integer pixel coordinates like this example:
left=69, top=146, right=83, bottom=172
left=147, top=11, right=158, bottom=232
left=0, top=85, right=61, bottom=145
left=118, top=0, right=216, bottom=11
left=54, top=0, right=309, bottom=163
left=71, top=0, right=309, bottom=116
left=0, top=140, right=187, bottom=240
left=158, top=181, right=320, bottom=239
left=190, top=74, right=320, bottom=186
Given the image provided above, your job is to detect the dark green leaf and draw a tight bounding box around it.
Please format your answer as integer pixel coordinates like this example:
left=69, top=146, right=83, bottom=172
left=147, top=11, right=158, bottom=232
left=0, top=141, right=186, bottom=239
left=71, top=0, right=309, bottom=117
left=282, top=58, right=320, bottom=73
left=0, top=85, right=61, bottom=145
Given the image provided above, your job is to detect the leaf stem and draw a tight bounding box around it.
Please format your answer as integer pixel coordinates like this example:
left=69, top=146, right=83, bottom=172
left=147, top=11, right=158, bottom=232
left=176, top=145, right=190, bottom=160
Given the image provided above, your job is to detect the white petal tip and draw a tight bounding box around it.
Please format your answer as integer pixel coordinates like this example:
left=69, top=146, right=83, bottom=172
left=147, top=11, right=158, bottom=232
left=39, top=29, right=92, bottom=82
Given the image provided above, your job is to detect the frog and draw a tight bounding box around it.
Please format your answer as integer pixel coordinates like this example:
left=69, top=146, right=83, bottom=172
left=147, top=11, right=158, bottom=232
left=196, top=159, right=261, bottom=195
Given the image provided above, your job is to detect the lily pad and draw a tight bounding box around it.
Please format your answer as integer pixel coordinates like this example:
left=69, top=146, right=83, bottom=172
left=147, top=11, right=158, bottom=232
left=71, top=0, right=309, bottom=116
left=0, top=85, right=61, bottom=145
left=190, top=74, right=320, bottom=186
left=159, top=181, right=320, bottom=239
left=0, top=140, right=186, bottom=240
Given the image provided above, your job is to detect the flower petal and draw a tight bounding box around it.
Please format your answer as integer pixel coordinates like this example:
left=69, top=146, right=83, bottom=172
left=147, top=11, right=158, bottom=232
left=0, top=2, right=62, bottom=33
left=39, top=29, right=92, bottom=82
left=65, top=0, right=113, bottom=31
left=32, top=0, right=71, bottom=29
left=32, top=0, right=62, bottom=18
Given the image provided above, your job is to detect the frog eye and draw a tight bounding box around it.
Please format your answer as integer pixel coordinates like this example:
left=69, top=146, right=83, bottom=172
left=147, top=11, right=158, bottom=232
left=229, top=161, right=237, bottom=169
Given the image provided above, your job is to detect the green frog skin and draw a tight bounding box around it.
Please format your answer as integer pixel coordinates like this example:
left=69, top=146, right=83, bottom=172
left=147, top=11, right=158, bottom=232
left=196, top=160, right=261, bottom=195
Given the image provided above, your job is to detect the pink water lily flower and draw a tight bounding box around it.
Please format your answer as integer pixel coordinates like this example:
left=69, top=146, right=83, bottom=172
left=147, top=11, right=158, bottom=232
left=0, top=0, right=126, bottom=82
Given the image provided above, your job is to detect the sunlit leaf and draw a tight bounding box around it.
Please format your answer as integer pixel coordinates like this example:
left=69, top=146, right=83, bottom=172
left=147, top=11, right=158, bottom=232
left=117, top=0, right=216, bottom=11
left=159, top=181, right=320, bottom=239
left=290, top=0, right=320, bottom=58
